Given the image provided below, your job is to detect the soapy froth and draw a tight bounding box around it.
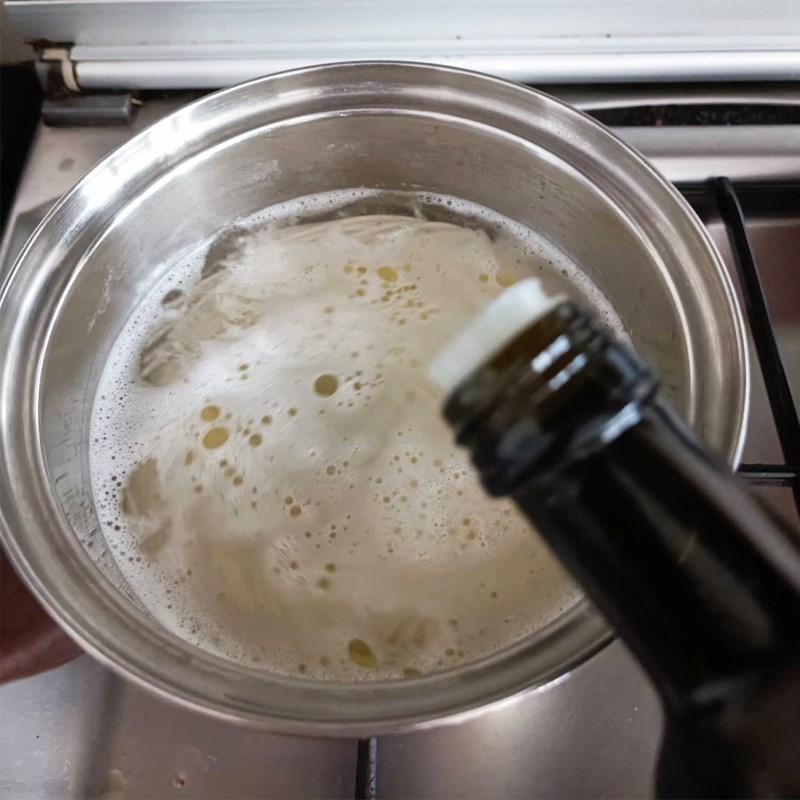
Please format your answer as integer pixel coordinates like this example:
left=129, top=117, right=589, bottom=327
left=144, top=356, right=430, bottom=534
left=90, top=189, right=621, bottom=680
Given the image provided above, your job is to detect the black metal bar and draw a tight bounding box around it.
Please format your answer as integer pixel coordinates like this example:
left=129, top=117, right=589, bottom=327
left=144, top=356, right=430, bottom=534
left=713, top=177, right=800, bottom=514
left=678, top=181, right=800, bottom=218
left=354, top=737, right=377, bottom=800
left=738, top=463, right=799, bottom=486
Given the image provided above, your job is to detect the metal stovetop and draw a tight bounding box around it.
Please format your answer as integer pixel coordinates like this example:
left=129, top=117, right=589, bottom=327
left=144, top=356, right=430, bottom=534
left=1, top=93, right=799, bottom=799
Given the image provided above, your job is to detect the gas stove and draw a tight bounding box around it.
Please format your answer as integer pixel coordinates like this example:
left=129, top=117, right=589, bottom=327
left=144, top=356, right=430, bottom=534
left=2, top=10, right=799, bottom=794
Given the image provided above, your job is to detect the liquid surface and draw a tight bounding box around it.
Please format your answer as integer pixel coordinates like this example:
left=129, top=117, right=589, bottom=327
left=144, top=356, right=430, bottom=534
left=91, top=191, right=619, bottom=681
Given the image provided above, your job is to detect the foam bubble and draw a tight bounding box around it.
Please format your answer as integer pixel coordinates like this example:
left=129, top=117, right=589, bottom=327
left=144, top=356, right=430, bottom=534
left=89, top=190, right=614, bottom=681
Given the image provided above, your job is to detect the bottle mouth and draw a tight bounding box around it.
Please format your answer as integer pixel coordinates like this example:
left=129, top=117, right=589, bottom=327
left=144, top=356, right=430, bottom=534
left=428, top=279, right=564, bottom=395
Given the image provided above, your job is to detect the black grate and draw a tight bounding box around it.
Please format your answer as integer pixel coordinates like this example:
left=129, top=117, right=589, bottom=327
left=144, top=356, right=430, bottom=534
left=355, top=737, right=378, bottom=800
left=677, top=179, right=800, bottom=517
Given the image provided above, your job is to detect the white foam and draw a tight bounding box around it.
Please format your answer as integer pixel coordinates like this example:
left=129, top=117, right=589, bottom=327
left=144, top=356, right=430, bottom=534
left=90, top=190, right=620, bottom=681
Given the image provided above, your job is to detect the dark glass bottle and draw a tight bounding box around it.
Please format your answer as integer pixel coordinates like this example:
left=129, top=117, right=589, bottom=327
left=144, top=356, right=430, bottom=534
left=437, top=291, right=800, bottom=799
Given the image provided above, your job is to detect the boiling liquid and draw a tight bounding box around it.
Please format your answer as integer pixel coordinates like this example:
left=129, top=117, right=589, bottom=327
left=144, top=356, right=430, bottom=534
left=90, top=191, right=621, bottom=680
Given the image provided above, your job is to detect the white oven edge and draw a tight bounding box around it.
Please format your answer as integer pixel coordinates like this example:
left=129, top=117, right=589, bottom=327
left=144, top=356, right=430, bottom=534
left=8, top=0, right=800, bottom=89
left=69, top=50, right=800, bottom=91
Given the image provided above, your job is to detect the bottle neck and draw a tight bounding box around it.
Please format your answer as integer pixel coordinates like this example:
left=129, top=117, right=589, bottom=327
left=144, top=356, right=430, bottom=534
left=444, top=302, right=657, bottom=496
left=444, top=301, right=800, bottom=711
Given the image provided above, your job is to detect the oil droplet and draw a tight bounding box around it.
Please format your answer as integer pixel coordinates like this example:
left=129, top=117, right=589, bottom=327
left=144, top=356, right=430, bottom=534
left=290, top=505, right=302, bottom=517
left=201, top=405, right=220, bottom=422
left=478, top=273, right=489, bottom=283
left=377, top=266, right=398, bottom=282
left=348, top=638, right=376, bottom=669
left=203, top=427, right=229, bottom=449
left=184, top=450, right=194, bottom=466
left=496, top=268, right=518, bottom=287
left=356, top=266, right=367, bottom=275
left=313, top=374, right=339, bottom=397
left=248, top=433, right=263, bottom=447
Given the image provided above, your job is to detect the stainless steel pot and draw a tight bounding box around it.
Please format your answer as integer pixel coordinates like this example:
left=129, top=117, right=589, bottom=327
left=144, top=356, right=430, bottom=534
left=0, top=63, right=748, bottom=735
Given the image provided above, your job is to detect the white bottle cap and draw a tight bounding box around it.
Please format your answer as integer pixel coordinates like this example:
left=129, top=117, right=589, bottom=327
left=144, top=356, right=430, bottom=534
left=429, top=278, right=562, bottom=395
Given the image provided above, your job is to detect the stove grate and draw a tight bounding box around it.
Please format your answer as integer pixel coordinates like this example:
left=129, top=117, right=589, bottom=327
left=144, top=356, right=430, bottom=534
left=679, top=179, right=800, bottom=516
